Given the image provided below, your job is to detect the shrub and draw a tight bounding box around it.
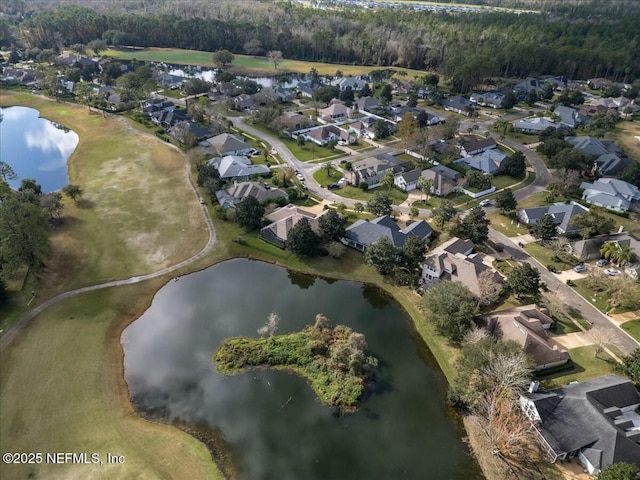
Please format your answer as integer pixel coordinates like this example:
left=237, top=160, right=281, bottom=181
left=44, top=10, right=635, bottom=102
left=359, top=181, right=369, bottom=191
left=566, top=279, right=576, bottom=286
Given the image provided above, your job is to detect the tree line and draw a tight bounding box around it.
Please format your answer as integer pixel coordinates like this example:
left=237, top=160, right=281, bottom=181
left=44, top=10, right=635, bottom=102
left=9, top=2, right=640, bottom=91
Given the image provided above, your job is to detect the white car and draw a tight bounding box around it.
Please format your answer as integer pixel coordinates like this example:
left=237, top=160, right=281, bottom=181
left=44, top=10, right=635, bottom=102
left=296, top=173, right=304, bottom=181
left=338, top=178, right=346, bottom=185
left=604, top=268, right=621, bottom=276
left=479, top=199, right=491, bottom=207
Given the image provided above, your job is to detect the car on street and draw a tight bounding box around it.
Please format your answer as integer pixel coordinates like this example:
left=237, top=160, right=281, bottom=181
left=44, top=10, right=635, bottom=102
left=296, top=173, right=304, bottom=181
left=596, top=259, right=608, bottom=267
left=573, top=264, right=587, bottom=273
left=604, top=268, right=621, bottom=276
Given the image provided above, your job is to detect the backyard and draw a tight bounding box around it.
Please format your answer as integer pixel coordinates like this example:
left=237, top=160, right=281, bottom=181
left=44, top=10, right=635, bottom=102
left=536, top=345, right=620, bottom=388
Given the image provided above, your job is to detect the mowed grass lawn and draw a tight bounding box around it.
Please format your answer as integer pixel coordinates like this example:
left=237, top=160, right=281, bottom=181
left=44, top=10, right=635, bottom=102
left=0, top=282, right=221, bottom=480
left=537, top=345, right=619, bottom=388
left=336, top=185, right=408, bottom=205
left=0, top=91, right=220, bottom=479
left=313, top=168, right=343, bottom=186
left=0, top=91, right=207, bottom=332
left=105, top=47, right=426, bottom=77
left=622, top=320, right=640, bottom=342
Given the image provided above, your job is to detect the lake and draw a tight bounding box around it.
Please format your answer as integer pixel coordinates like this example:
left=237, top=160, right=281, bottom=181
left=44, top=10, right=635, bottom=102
left=122, top=259, right=482, bottom=480
left=0, top=106, right=78, bottom=192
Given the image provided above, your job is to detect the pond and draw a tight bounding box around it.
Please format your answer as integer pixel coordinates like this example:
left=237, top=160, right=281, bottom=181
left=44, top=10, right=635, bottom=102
left=0, top=106, right=78, bottom=192
left=122, top=259, right=482, bottom=480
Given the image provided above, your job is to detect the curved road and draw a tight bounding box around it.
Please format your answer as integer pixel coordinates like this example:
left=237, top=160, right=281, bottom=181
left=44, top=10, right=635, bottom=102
left=0, top=141, right=217, bottom=351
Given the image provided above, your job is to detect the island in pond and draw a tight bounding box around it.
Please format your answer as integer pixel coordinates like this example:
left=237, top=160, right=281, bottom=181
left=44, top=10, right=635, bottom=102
left=213, top=313, right=378, bottom=413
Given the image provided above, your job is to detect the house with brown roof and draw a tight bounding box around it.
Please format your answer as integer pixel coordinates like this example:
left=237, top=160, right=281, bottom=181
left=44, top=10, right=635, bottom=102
left=420, top=237, right=503, bottom=297
left=259, top=205, right=328, bottom=248
left=420, top=165, right=463, bottom=197
left=319, top=102, right=352, bottom=121
left=348, top=154, right=413, bottom=188
left=476, top=305, right=570, bottom=371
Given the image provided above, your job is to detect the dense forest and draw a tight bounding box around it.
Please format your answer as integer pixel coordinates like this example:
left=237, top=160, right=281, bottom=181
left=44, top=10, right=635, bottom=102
left=3, top=1, right=639, bottom=90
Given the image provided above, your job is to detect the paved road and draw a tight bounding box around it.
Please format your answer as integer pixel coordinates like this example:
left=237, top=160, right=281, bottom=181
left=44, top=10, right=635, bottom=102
left=0, top=136, right=217, bottom=351
left=489, top=229, right=639, bottom=354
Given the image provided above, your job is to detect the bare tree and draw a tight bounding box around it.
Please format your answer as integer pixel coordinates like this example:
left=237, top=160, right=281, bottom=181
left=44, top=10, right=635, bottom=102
left=590, top=329, right=613, bottom=359
left=541, top=292, right=568, bottom=320
left=258, top=312, right=280, bottom=337
left=268, top=50, right=283, bottom=69
left=550, top=237, right=571, bottom=255
left=314, top=313, right=331, bottom=330
left=463, top=326, right=490, bottom=345
left=477, top=269, right=502, bottom=307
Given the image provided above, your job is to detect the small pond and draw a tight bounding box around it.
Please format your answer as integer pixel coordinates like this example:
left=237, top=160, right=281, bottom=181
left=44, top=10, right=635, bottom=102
left=122, top=259, right=481, bottom=480
left=0, top=106, right=78, bottom=192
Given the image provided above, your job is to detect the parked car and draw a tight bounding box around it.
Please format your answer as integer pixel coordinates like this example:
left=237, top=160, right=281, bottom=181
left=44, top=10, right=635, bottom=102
left=327, top=183, right=340, bottom=190
left=263, top=183, right=271, bottom=190
left=338, top=178, right=346, bottom=185
left=296, top=173, right=304, bottom=181
left=573, top=264, right=587, bottom=273
left=604, top=268, right=621, bottom=276
left=596, top=259, right=608, bottom=267
left=479, top=199, right=491, bottom=207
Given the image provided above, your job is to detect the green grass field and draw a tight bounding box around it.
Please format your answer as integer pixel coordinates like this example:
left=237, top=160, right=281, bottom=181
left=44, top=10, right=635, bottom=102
left=0, top=90, right=220, bottom=480
left=537, top=345, right=619, bottom=388
left=105, top=47, right=427, bottom=78
left=524, top=242, right=575, bottom=272
left=313, top=167, right=344, bottom=186
left=335, top=185, right=408, bottom=205
left=622, top=320, right=640, bottom=342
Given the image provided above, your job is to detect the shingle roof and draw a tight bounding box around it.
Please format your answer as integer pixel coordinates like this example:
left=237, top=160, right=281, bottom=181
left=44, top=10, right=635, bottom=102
left=458, top=149, right=507, bottom=174
left=206, top=133, right=252, bottom=156
left=519, top=202, right=589, bottom=233
left=522, top=375, right=640, bottom=470
left=209, top=156, right=269, bottom=179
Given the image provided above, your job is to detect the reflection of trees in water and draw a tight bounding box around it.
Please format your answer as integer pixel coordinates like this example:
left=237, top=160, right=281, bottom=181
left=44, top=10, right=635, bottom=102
left=361, top=284, right=390, bottom=310
left=50, top=121, right=70, bottom=133
left=287, top=269, right=315, bottom=289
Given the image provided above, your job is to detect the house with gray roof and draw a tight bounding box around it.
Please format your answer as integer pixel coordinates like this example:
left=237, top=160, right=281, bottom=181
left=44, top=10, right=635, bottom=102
left=421, top=165, right=463, bottom=197
left=301, top=125, right=343, bottom=146
left=456, top=149, right=507, bottom=175
left=342, top=215, right=432, bottom=251
left=470, top=91, right=505, bottom=109
left=571, top=232, right=640, bottom=279
left=355, top=96, right=380, bottom=112
left=519, top=375, right=640, bottom=475
left=517, top=202, right=590, bottom=235
left=443, top=96, right=473, bottom=116
left=420, top=237, right=502, bottom=297
left=566, top=136, right=628, bottom=175
left=477, top=305, right=569, bottom=371
left=205, top=133, right=253, bottom=157
left=394, top=169, right=422, bottom=192
left=215, top=181, right=288, bottom=209
left=207, top=155, right=270, bottom=181
left=553, top=105, right=585, bottom=129
left=330, top=76, right=367, bottom=92
left=513, top=117, right=561, bottom=134
left=580, top=178, right=640, bottom=212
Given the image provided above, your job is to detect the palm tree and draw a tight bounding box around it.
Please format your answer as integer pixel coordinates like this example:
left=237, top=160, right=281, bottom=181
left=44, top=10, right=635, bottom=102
left=323, top=161, right=334, bottom=178
left=615, top=245, right=636, bottom=267
left=277, top=166, right=294, bottom=188
left=417, top=176, right=433, bottom=201
left=600, top=241, right=619, bottom=262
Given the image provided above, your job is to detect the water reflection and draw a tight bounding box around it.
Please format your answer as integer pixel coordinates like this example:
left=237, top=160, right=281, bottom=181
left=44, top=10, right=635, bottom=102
left=0, top=106, right=78, bottom=191
left=122, top=259, right=481, bottom=480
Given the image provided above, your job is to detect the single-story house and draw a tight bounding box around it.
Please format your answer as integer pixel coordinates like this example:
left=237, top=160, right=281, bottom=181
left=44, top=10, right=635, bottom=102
left=456, top=149, right=508, bottom=175
left=331, top=76, right=367, bottom=92
left=390, top=106, right=424, bottom=122
left=394, top=169, right=423, bottom=192
left=519, top=375, right=640, bottom=475
left=260, top=205, right=327, bottom=248
left=517, top=202, right=589, bottom=235
left=554, top=105, right=585, bottom=129
left=319, top=102, right=352, bottom=121
left=207, top=155, right=270, bottom=181
left=513, top=117, right=561, bottom=134
left=443, top=96, right=473, bottom=116
left=470, top=91, right=505, bottom=109
left=420, top=237, right=502, bottom=297
left=215, top=181, right=288, bottom=209
left=571, top=232, right=640, bottom=279
left=350, top=116, right=394, bottom=139
left=342, top=215, right=432, bottom=251
left=205, top=133, right=253, bottom=157
left=348, top=154, right=412, bottom=187
left=580, top=178, right=640, bottom=212
left=460, top=136, right=497, bottom=156
left=565, top=136, right=628, bottom=175
left=421, top=165, right=463, bottom=197
left=476, top=305, right=570, bottom=371
left=151, top=109, right=190, bottom=128
left=302, top=125, right=342, bottom=146
left=233, top=93, right=255, bottom=111
left=355, top=96, right=380, bottom=112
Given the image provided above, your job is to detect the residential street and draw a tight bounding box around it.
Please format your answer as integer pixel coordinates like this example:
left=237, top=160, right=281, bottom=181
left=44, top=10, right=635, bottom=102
left=232, top=114, right=638, bottom=355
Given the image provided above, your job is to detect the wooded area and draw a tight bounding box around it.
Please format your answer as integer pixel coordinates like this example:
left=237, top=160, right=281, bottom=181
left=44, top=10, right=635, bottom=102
left=3, top=1, right=639, bottom=91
